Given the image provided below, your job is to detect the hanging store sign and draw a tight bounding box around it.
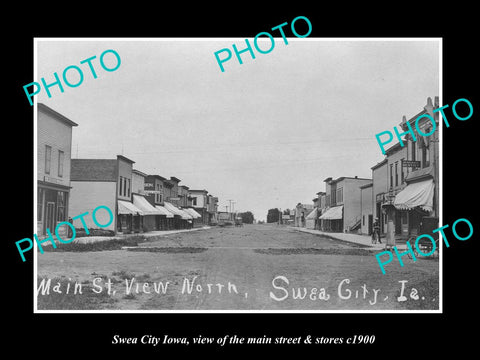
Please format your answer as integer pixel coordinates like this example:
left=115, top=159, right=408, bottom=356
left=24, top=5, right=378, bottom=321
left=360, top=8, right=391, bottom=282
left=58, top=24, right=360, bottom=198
left=402, top=160, right=421, bottom=168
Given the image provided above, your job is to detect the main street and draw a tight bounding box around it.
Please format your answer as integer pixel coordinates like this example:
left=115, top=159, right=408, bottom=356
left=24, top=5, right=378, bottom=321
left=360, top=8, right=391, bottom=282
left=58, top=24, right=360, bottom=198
left=37, top=224, right=439, bottom=311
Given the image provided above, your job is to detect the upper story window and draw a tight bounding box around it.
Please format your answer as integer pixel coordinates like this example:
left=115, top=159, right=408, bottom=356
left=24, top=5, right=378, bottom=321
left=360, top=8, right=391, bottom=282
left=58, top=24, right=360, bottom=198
left=401, top=158, right=405, bottom=184
left=395, top=162, right=398, bottom=187
left=45, top=145, right=52, bottom=174
left=422, top=142, right=430, bottom=168
left=58, top=150, right=64, bottom=177
left=390, top=164, right=393, bottom=188
left=336, top=188, right=343, bottom=203
left=119, top=176, right=130, bottom=197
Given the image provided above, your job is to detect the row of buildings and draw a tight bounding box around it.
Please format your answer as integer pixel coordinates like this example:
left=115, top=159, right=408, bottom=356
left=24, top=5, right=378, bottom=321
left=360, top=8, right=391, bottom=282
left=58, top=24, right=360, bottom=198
left=37, top=103, right=219, bottom=237
left=289, top=96, right=440, bottom=244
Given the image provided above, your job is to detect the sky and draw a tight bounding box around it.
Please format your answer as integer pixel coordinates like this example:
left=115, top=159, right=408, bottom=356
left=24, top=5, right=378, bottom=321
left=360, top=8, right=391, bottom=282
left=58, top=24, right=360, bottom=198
left=36, top=38, right=440, bottom=222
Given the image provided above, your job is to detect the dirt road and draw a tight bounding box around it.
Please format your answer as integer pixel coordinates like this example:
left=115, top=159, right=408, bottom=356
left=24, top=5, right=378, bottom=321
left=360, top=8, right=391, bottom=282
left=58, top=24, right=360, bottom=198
left=36, top=224, right=439, bottom=311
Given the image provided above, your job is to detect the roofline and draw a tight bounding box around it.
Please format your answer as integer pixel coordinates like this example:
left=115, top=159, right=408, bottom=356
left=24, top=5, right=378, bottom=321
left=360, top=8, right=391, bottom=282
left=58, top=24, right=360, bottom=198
left=384, top=142, right=405, bottom=155
left=406, top=108, right=427, bottom=125
left=170, top=176, right=181, bottom=183
left=371, top=158, right=388, bottom=170
left=189, top=189, right=208, bottom=193
left=147, top=174, right=166, bottom=181
left=132, top=169, right=148, bottom=177
left=38, top=103, right=78, bottom=127
left=117, top=154, right=135, bottom=164
left=331, top=176, right=372, bottom=183
left=360, top=182, right=373, bottom=189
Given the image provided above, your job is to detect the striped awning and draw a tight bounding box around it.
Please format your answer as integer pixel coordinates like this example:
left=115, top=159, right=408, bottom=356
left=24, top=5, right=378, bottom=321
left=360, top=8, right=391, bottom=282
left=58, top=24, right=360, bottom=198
left=305, top=208, right=318, bottom=220
left=394, top=178, right=434, bottom=212
left=319, top=205, right=343, bottom=220
left=133, top=194, right=164, bottom=215
left=183, top=208, right=202, bottom=219
left=118, top=200, right=144, bottom=215
left=155, top=205, right=174, bottom=218
left=164, top=202, right=192, bottom=220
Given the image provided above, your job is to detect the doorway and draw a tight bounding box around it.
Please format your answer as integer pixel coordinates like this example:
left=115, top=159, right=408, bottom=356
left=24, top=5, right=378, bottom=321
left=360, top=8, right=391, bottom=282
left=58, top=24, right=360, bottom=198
left=44, top=202, right=56, bottom=234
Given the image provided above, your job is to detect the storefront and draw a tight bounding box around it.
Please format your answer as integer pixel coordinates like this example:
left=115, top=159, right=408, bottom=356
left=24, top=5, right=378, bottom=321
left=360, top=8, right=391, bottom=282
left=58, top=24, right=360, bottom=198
left=37, top=182, right=70, bottom=237
left=319, top=205, right=343, bottom=232
left=117, top=200, right=144, bottom=233
left=164, top=202, right=193, bottom=229
left=154, top=205, right=174, bottom=230
left=393, top=178, right=436, bottom=237
left=305, top=208, right=318, bottom=229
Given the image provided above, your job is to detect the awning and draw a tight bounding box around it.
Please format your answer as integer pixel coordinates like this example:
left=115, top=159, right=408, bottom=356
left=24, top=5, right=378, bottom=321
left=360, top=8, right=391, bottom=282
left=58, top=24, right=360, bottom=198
left=319, top=205, right=343, bottom=220
left=155, top=205, right=174, bottom=218
left=305, top=208, right=318, bottom=220
left=179, top=209, right=193, bottom=220
left=133, top=194, right=164, bottom=215
left=394, top=178, right=434, bottom=212
left=164, top=202, right=192, bottom=220
left=182, top=207, right=202, bottom=219
left=118, top=200, right=144, bottom=215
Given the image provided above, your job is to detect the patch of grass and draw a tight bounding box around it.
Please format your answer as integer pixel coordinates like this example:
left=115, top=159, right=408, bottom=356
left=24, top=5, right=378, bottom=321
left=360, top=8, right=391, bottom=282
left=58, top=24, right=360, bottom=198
left=254, top=248, right=375, bottom=256
left=112, top=270, right=136, bottom=279
left=395, top=275, right=439, bottom=310
left=42, top=235, right=147, bottom=252
left=37, top=277, right=116, bottom=310
left=126, top=247, right=208, bottom=253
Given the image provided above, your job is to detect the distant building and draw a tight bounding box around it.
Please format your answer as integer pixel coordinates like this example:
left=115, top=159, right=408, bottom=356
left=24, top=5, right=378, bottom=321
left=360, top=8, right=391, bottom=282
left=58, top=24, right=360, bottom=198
left=393, top=96, right=439, bottom=237
left=360, top=182, right=373, bottom=235
left=371, top=159, right=388, bottom=236
left=294, top=203, right=313, bottom=227
left=371, top=96, right=440, bottom=244
left=144, top=174, right=174, bottom=230
left=37, top=103, right=78, bottom=237
left=189, top=189, right=209, bottom=225
left=320, top=176, right=372, bottom=232
left=69, top=155, right=137, bottom=234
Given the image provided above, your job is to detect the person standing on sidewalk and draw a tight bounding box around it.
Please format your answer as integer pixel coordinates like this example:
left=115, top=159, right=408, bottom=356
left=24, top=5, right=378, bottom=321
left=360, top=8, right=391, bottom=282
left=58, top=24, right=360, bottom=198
left=372, top=217, right=381, bottom=244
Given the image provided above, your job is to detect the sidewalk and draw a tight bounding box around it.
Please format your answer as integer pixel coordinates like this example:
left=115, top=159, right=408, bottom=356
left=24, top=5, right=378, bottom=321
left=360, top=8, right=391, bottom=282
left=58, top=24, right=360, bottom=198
left=288, top=226, right=407, bottom=250
left=71, top=226, right=211, bottom=244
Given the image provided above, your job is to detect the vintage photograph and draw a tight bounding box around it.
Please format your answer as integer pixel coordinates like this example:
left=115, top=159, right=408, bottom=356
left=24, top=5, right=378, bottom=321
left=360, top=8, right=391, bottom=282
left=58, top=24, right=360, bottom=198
left=33, top=38, right=441, bottom=312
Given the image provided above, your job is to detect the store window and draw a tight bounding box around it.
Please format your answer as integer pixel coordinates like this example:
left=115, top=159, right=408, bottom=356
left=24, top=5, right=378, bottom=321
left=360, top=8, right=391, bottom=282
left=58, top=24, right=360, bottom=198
left=119, top=176, right=123, bottom=196
left=37, top=188, right=44, bottom=221
left=57, top=191, right=66, bottom=221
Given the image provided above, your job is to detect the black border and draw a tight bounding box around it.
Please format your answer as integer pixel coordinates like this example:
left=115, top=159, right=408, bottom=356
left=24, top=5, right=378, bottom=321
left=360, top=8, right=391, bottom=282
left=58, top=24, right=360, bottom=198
left=7, top=5, right=478, bottom=355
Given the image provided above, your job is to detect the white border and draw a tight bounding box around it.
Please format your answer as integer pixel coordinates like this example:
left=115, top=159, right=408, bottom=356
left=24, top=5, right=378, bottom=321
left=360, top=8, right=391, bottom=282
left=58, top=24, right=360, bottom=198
left=33, top=37, right=443, bottom=314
